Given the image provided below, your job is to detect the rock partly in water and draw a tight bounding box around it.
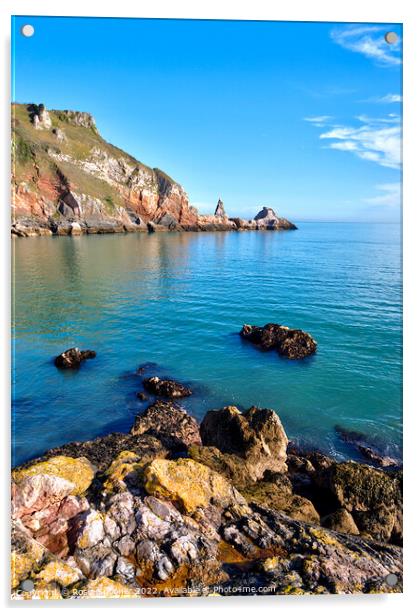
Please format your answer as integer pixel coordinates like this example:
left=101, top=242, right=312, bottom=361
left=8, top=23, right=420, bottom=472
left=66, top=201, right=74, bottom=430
left=131, top=400, right=201, bottom=451
left=142, top=376, right=192, bottom=398
left=240, top=323, right=317, bottom=360
left=335, top=425, right=401, bottom=468
left=253, top=207, right=297, bottom=230
left=200, top=405, right=288, bottom=479
left=54, top=348, right=96, bottom=369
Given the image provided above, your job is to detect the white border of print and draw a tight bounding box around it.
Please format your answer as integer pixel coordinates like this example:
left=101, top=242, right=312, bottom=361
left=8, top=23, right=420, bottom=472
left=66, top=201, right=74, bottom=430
left=0, top=0, right=418, bottom=613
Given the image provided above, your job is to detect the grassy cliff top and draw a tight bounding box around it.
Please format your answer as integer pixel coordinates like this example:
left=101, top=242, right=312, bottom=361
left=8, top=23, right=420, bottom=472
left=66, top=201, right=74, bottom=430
left=11, top=103, right=177, bottom=211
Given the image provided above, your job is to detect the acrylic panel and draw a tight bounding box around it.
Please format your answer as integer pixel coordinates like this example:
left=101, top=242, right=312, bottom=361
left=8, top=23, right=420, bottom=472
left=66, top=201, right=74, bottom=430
left=11, top=16, right=402, bottom=599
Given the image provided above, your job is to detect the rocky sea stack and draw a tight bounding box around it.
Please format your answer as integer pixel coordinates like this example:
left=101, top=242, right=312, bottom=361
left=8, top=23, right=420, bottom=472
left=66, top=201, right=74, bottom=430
left=54, top=348, right=96, bottom=369
left=240, top=323, right=317, bottom=360
left=11, top=103, right=296, bottom=237
left=11, top=380, right=402, bottom=599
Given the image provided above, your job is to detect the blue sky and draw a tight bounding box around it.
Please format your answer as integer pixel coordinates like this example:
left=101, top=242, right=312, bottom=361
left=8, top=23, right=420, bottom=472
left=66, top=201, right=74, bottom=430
left=12, top=17, right=402, bottom=222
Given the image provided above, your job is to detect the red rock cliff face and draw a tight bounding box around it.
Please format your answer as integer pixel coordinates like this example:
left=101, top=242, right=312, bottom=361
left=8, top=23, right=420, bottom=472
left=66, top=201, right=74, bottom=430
left=12, top=103, right=297, bottom=237
left=11, top=103, right=199, bottom=236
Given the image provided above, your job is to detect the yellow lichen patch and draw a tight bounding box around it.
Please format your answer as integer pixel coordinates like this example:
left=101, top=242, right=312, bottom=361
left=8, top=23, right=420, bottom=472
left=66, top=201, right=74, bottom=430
left=11, top=535, right=46, bottom=589
left=225, top=405, right=242, bottom=415
left=103, top=450, right=144, bottom=492
left=35, top=560, right=82, bottom=587
left=310, top=527, right=344, bottom=549
left=261, top=556, right=280, bottom=572
left=30, top=581, right=63, bottom=600
left=281, top=585, right=306, bottom=595
left=81, top=577, right=139, bottom=599
left=11, top=552, right=34, bottom=589
left=13, top=456, right=95, bottom=495
left=143, top=458, right=237, bottom=514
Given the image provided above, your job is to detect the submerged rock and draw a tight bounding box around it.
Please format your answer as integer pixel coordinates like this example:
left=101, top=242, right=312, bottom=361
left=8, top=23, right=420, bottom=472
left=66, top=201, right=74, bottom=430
left=240, top=323, right=317, bottom=359
left=200, top=405, right=288, bottom=478
left=136, top=392, right=148, bottom=401
left=54, top=348, right=96, bottom=369
left=142, top=376, right=192, bottom=398
left=131, top=399, right=201, bottom=451
left=335, top=425, right=401, bottom=468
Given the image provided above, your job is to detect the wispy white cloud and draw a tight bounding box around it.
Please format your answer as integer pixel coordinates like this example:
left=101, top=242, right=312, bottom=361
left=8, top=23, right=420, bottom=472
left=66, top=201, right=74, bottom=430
left=365, top=93, right=402, bottom=104
left=304, top=115, right=333, bottom=123
left=355, top=113, right=400, bottom=124
left=303, top=115, right=333, bottom=128
left=331, top=25, right=402, bottom=67
left=313, top=115, right=402, bottom=169
left=364, top=183, right=401, bottom=207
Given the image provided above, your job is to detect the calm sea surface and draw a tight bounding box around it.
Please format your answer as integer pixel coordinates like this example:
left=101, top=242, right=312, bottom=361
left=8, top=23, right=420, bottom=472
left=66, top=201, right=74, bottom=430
left=12, top=223, right=402, bottom=466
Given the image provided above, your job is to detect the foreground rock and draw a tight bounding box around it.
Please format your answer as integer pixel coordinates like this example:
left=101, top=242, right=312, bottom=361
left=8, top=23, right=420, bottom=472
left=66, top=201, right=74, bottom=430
left=200, top=405, right=288, bottom=479
left=20, top=432, right=169, bottom=474
left=11, top=396, right=402, bottom=598
left=54, top=348, right=96, bottom=369
left=240, top=323, right=317, bottom=359
left=12, top=456, right=94, bottom=557
left=144, top=458, right=245, bottom=513
left=131, top=399, right=201, bottom=451
left=313, top=461, right=402, bottom=545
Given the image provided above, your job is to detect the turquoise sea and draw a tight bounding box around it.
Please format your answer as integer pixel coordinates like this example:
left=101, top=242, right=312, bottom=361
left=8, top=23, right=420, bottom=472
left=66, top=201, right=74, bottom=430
left=12, top=223, right=402, bottom=466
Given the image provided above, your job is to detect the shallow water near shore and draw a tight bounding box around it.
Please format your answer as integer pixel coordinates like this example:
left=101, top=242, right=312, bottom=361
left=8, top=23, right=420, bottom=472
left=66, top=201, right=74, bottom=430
left=12, top=223, right=402, bottom=466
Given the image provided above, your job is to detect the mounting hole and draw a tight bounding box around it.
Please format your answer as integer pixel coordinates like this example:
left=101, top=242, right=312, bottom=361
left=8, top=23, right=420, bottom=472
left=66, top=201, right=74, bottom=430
left=385, top=573, right=398, bottom=587
left=384, top=31, right=398, bottom=45
left=20, top=579, right=34, bottom=591
left=21, top=24, right=35, bottom=38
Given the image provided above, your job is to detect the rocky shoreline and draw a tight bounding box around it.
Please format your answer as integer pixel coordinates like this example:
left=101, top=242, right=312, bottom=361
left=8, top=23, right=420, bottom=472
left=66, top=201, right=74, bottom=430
left=11, top=205, right=297, bottom=238
left=12, top=103, right=297, bottom=238
left=11, top=367, right=402, bottom=599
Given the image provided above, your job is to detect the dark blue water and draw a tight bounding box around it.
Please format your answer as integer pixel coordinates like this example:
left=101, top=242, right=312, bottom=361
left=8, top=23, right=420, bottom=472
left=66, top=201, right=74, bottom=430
left=12, top=223, right=402, bottom=466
